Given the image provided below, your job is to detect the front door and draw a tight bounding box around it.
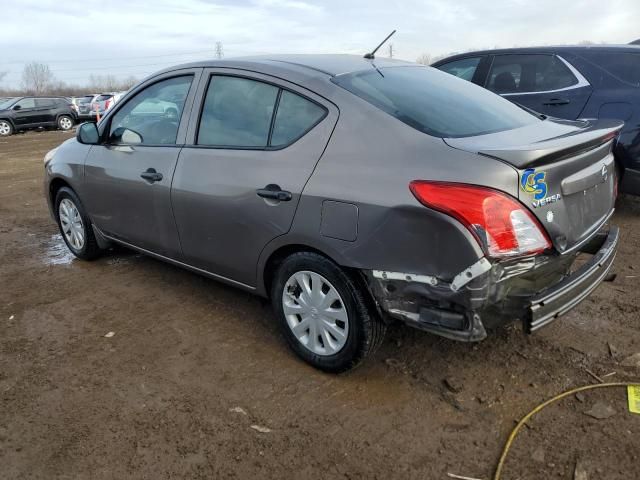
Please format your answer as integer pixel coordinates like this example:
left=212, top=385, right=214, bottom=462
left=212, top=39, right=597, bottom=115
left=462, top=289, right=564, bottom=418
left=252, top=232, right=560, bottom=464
left=12, top=98, right=38, bottom=126
left=486, top=54, right=592, bottom=120
left=172, top=70, right=338, bottom=286
left=81, top=71, right=201, bottom=258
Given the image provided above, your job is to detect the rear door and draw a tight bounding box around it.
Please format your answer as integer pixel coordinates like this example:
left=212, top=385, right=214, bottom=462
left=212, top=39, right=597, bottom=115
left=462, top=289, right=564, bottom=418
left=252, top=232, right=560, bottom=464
left=82, top=70, right=201, bottom=258
left=34, top=98, right=56, bottom=124
left=172, top=69, right=338, bottom=287
left=486, top=54, right=592, bottom=120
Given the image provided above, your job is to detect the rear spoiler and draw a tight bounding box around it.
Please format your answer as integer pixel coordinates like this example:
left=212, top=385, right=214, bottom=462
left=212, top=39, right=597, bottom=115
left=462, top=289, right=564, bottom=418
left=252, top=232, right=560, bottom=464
left=475, top=119, right=623, bottom=168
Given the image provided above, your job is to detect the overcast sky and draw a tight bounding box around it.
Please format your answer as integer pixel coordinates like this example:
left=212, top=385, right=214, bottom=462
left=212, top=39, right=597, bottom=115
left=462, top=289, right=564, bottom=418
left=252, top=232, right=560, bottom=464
left=1, top=0, right=638, bottom=88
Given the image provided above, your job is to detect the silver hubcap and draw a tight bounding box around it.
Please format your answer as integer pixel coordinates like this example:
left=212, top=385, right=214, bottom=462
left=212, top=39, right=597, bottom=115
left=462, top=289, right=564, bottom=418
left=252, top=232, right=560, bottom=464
left=0, top=121, right=10, bottom=135
left=282, top=271, right=349, bottom=356
left=58, top=198, right=85, bottom=250
left=59, top=117, right=72, bottom=130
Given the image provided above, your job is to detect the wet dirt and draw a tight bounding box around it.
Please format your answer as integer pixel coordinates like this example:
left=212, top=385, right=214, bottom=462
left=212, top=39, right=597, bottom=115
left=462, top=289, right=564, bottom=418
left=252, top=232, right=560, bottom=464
left=1, top=130, right=639, bottom=479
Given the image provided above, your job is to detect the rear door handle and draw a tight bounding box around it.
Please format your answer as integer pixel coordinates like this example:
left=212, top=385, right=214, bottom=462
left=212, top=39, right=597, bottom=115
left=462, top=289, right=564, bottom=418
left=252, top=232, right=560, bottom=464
left=256, top=184, right=292, bottom=202
left=140, top=168, right=163, bottom=183
left=543, top=98, right=570, bottom=106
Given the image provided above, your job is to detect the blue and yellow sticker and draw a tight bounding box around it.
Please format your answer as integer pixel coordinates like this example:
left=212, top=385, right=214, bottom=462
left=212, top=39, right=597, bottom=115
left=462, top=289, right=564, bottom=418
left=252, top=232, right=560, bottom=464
left=521, top=168, right=548, bottom=200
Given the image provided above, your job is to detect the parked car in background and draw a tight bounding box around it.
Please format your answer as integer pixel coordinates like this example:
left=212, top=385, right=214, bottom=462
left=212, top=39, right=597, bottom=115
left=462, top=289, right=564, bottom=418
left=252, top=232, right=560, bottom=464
left=71, top=95, right=98, bottom=120
left=433, top=45, right=640, bottom=194
left=0, top=96, right=76, bottom=136
left=44, top=55, right=620, bottom=372
left=89, top=93, right=116, bottom=119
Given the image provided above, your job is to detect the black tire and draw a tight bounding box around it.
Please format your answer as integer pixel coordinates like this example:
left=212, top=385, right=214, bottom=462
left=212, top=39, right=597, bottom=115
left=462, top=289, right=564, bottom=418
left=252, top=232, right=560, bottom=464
left=0, top=120, right=13, bottom=137
left=57, top=115, right=74, bottom=131
left=54, top=187, right=101, bottom=260
left=271, top=252, right=386, bottom=373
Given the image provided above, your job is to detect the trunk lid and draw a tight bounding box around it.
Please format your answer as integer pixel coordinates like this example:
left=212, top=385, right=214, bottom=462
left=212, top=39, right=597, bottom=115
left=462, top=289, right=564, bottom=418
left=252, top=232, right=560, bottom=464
left=445, top=118, right=623, bottom=253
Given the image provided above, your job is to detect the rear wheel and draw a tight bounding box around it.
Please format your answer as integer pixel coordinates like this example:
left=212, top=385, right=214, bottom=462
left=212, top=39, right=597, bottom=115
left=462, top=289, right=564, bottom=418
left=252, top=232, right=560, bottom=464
left=55, top=187, right=101, bottom=260
left=0, top=120, right=13, bottom=136
left=271, top=252, right=385, bottom=373
left=58, top=115, right=74, bottom=131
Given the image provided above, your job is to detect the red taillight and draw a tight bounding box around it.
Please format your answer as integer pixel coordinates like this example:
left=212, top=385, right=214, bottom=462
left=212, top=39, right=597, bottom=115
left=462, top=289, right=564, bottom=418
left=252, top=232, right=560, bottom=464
left=105, top=99, right=111, bottom=110
left=409, top=181, right=552, bottom=258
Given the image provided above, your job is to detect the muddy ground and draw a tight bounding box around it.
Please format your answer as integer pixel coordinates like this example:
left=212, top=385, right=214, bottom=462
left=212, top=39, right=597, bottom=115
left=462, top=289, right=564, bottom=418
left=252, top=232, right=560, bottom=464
left=0, top=130, right=639, bottom=479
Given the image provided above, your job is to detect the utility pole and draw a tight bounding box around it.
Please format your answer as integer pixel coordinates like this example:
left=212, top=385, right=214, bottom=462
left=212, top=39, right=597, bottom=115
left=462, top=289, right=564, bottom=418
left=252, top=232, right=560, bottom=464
left=214, top=42, right=224, bottom=59
left=387, top=43, right=394, bottom=59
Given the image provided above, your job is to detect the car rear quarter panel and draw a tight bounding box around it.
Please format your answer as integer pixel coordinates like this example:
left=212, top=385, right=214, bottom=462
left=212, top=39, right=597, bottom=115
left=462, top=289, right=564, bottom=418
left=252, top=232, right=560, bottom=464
left=257, top=90, right=521, bottom=294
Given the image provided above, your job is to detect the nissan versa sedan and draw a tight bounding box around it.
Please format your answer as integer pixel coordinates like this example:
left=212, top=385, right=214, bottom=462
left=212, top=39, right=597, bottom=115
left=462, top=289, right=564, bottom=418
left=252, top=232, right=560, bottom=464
left=44, top=55, right=621, bottom=372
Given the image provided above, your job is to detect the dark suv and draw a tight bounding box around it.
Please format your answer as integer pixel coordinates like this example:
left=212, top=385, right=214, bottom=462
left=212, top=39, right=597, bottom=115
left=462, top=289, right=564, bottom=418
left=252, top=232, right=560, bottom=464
left=433, top=45, right=640, bottom=195
left=0, top=96, right=76, bottom=136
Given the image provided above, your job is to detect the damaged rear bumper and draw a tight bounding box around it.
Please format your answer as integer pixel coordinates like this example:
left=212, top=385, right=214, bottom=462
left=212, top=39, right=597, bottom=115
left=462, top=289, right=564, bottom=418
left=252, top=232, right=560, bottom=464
left=526, top=226, right=619, bottom=332
left=365, top=225, right=619, bottom=342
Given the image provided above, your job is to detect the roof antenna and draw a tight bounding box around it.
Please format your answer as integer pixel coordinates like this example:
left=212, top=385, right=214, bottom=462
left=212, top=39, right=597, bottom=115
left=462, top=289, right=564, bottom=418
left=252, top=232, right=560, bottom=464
left=364, top=30, right=396, bottom=59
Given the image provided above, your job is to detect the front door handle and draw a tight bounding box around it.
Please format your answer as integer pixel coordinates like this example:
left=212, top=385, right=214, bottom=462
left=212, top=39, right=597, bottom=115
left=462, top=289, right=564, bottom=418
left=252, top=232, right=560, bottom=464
left=140, top=168, right=163, bottom=183
left=543, top=98, right=570, bottom=106
left=256, top=184, right=292, bottom=202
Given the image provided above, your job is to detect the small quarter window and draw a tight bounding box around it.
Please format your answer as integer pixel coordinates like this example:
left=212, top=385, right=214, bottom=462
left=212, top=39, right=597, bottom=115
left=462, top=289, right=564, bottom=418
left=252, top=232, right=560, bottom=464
left=270, top=91, right=326, bottom=147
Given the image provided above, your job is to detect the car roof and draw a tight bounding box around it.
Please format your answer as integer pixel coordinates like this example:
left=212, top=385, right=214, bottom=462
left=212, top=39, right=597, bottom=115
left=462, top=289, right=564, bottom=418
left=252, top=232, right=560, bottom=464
left=433, top=44, right=640, bottom=64
left=158, top=54, right=414, bottom=78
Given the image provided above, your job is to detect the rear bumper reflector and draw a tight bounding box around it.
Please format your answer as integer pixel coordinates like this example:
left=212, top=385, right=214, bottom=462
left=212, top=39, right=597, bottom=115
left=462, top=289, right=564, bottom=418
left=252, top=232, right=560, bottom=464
left=525, top=225, right=619, bottom=332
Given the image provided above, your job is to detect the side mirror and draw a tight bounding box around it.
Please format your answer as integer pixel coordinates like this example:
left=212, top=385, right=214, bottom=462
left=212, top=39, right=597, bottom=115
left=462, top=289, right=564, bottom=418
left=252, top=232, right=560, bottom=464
left=77, top=122, right=100, bottom=145
left=13, top=104, right=21, bottom=111
left=112, top=126, right=143, bottom=145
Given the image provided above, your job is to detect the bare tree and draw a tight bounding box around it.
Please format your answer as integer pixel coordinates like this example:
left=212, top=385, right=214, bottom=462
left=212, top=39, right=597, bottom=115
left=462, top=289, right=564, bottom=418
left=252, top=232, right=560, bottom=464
left=21, top=62, right=54, bottom=94
left=415, top=53, right=432, bottom=65
left=214, top=41, right=224, bottom=59
left=0, top=71, right=7, bottom=82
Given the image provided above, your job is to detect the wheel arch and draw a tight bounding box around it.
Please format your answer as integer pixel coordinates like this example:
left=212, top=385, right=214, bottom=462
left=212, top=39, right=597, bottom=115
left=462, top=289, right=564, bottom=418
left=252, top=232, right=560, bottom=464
left=49, top=177, right=74, bottom=206
left=259, top=242, right=383, bottom=321
left=0, top=117, right=16, bottom=129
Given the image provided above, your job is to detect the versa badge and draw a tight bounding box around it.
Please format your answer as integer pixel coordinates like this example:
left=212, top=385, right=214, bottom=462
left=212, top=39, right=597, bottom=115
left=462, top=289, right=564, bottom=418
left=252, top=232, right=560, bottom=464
left=521, top=168, right=561, bottom=208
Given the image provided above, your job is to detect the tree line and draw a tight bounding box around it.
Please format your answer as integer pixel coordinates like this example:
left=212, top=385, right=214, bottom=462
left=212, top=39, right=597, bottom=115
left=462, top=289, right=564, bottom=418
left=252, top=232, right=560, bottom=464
left=0, top=62, right=138, bottom=97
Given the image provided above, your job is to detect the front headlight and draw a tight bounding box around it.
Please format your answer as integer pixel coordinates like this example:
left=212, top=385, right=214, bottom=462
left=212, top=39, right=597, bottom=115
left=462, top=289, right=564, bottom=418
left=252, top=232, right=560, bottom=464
left=44, top=147, right=58, bottom=165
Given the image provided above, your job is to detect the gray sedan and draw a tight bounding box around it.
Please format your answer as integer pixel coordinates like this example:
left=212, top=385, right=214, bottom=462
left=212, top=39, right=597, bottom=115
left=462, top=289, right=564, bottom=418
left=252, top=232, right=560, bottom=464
left=44, top=55, right=621, bottom=372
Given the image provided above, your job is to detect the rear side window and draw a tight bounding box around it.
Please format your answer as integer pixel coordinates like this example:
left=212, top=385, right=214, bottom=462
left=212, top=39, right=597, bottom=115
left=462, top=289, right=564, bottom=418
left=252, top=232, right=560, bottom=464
left=35, top=98, right=55, bottom=107
left=271, top=91, right=326, bottom=147
left=197, top=76, right=327, bottom=148
left=437, top=57, right=481, bottom=82
left=487, top=55, right=578, bottom=93
left=333, top=66, right=539, bottom=138
left=579, top=51, right=640, bottom=87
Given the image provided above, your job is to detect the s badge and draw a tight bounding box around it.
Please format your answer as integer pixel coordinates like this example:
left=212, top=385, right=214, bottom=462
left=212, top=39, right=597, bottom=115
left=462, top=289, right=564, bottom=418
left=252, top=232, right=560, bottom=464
left=521, top=168, right=547, bottom=200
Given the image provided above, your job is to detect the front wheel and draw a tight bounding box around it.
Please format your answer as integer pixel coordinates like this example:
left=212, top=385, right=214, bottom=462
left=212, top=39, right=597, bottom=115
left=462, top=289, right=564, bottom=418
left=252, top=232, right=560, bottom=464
left=271, top=252, right=386, bottom=373
left=55, top=187, right=101, bottom=260
left=0, top=120, right=13, bottom=136
left=58, top=115, right=74, bottom=131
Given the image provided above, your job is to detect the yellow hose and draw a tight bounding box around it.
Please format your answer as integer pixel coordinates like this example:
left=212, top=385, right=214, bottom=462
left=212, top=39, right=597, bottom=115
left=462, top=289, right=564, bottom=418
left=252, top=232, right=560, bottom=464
left=494, top=382, right=640, bottom=480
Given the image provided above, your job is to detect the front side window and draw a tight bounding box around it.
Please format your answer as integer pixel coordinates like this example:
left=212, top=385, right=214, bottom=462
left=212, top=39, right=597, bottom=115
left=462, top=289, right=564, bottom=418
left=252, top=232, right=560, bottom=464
left=437, top=57, right=481, bottom=82
left=109, top=75, right=192, bottom=145
left=15, top=98, right=36, bottom=109
left=333, top=66, right=539, bottom=138
left=487, top=55, right=578, bottom=94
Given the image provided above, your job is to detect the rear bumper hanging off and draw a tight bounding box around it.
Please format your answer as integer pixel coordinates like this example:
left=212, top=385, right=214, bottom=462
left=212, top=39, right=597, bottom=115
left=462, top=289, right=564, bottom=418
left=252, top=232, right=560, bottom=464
left=525, top=226, right=619, bottom=332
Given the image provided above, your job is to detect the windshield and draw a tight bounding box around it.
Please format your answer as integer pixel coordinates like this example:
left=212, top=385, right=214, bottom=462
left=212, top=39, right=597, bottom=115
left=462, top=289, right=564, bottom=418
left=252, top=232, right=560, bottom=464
left=0, top=98, right=17, bottom=110
left=332, top=66, right=540, bottom=138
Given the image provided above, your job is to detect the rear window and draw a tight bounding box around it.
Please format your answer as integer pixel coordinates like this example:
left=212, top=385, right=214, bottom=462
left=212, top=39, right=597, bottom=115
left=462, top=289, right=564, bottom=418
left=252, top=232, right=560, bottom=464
left=96, top=95, right=113, bottom=101
left=332, top=66, right=539, bottom=138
